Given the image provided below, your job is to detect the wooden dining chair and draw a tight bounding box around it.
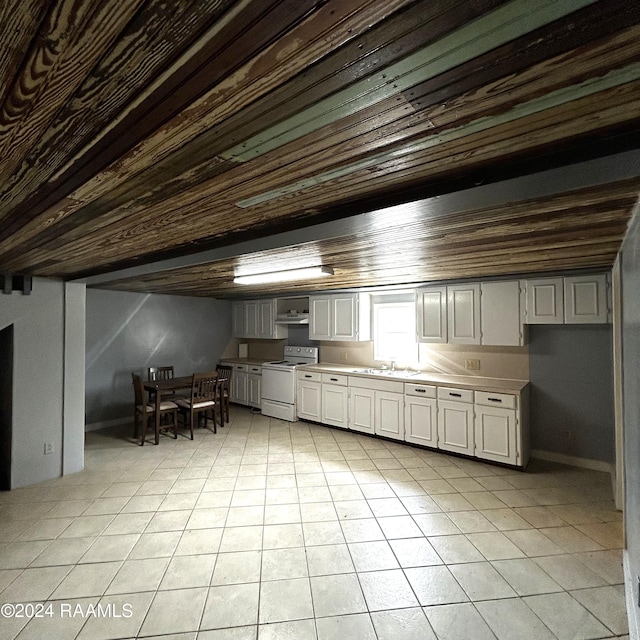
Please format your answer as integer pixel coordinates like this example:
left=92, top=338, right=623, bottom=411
left=216, top=363, right=233, bottom=424
left=175, top=372, right=219, bottom=439
left=147, top=366, right=174, bottom=381
left=132, top=373, right=178, bottom=445
left=147, top=365, right=187, bottom=400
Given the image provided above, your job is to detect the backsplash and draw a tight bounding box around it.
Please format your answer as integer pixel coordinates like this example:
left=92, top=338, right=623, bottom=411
left=221, top=338, right=286, bottom=361
left=320, top=341, right=529, bottom=380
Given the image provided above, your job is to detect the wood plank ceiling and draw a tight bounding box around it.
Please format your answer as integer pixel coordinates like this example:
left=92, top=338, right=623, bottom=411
left=1, top=0, right=639, bottom=297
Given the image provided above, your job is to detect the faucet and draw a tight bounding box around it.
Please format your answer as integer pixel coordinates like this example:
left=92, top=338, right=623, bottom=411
left=390, top=360, right=396, bottom=371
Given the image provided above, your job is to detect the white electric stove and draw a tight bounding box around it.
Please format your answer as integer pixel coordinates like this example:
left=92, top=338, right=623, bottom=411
left=261, top=346, right=319, bottom=421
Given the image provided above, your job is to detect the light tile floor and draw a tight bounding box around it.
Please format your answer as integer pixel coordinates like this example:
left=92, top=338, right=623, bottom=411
left=0, top=407, right=629, bottom=640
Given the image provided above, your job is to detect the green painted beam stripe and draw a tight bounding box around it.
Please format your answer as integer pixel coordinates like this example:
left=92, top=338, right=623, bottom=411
left=236, top=61, right=640, bottom=208
left=223, top=0, right=598, bottom=163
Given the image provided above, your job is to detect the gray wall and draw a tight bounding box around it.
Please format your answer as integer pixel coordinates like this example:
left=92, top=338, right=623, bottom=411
left=528, top=324, right=614, bottom=462
left=85, top=289, right=231, bottom=426
left=621, top=205, right=640, bottom=638
left=0, top=278, right=86, bottom=488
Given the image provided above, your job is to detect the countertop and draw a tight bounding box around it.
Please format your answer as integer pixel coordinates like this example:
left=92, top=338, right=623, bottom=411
left=297, top=363, right=529, bottom=394
left=219, top=357, right=269, bottom=366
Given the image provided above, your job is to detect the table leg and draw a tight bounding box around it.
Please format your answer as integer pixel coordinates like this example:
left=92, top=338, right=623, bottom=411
left=154, top=389, right=161, bottom=445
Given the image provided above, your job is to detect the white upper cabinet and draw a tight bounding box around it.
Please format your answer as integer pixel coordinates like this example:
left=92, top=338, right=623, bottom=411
left=232, top=299, right=287, bottom=338
left=525, top=277, right=564, bottom=324
left=447, top=283, right=481, bottom=344
left=258, top=300, right=279, bottom=338
left=309, top=293, right=370, bottom=341
left=564, top=274, right=609, bottom=323
left=480, top=280, right=524, bottom=346
left=332, top=294, right=358, bottom=341
left=309, top=296, right=332, bottom=340
left=416, top=286, right=447, bottom=343
left=525, top=274, right=609, bottom=324
left=244, top=300, right=260, bottom=338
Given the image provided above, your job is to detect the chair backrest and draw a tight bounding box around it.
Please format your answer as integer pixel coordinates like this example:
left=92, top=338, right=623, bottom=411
left=216, top=364, right=232, bottom=388
left=191, top=372, right=218, bottom=402
left=132, top=373, right=145, bottom=406
left=148, top=366, right=174, bottom=381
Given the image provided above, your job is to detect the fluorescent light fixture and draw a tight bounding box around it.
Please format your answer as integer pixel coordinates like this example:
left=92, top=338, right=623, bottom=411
left=234, top=265, right=333, bottom=285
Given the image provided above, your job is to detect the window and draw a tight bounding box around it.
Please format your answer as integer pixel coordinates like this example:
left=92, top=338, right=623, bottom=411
left=372, top=295, right=418, bottom=363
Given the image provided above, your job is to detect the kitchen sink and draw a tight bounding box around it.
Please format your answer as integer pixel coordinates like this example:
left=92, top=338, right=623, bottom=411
left=350, top=368, right=420, bottom=377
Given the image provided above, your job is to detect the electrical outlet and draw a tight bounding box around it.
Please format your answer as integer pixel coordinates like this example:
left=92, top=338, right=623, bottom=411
left=465, top=359, right=480, bottom=370
left=563, top=430, right=574, bottom=441
left=44, top=442, right=54, bottom=455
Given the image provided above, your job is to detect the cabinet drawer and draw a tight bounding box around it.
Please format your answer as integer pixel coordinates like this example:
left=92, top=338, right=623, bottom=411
left=298, top=370, right=321, bottom=382
left=475, top=391, right=516, bottom=409
left=437, top=387, right=473, bottom=403
left=349, top=377, right=403, bottom=393
left=405, top=383, right=436, bottom=399
left=322, top=373, right=348, bottom=386
left=234, top=364, right=248, bottom=372
left=248, top=365, right=262, bottom=374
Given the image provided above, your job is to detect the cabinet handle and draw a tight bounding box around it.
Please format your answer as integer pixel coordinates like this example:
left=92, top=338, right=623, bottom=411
left=488, top=397, right=502, bottom=403
left=415, top=388, right=426, bottom=393
left=449, top=392, right=462, bottom=397
left=330, top=377, right=338, bottom=382
left=304, top=374, right=312, bottom=378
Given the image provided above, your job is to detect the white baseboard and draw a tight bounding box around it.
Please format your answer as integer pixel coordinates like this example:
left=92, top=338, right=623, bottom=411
left=530, top=449, right=613, bottom=473
left=84, top=417, right=130, bottom=432
left=624, top=551, right=639, bottom=640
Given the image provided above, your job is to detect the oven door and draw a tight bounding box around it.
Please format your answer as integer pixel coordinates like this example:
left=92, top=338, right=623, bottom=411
left=261, top=367, right=296, bottom=405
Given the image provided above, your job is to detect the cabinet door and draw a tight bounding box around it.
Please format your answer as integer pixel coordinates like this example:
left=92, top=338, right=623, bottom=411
left=525, top=278, right=563, bottom=324
left=480, top=281, right=524, bottom=346
left=447, top=284, right=481, bottom=344
left=232, top=302, right=245, bottom=338
left=437, top=400, right=474, bottom=455
left=416, top=287, right=447, bottom=343
left=322, top=384, right=349, bottom=428
left=233, top=371, right=248, bottom=405
left=258, top=300, right=274, bottom=338
left=475, top=406, right=518, bottom=465
left=309, top=296, right=332, bottom=340
left=332, top=294, right=358, bottom=341
left=564, top=274, right=608, bottom=323
left=248, top=374, right=261, bottom=408
left=349, top=387, right=375, bottom=434
left=244, top=300, right=259, bottom=338
left=297, top=381, right=322, bottom=421
left=404, top=396, right=437, bottom=447
left=375, top=391, right=404, bottom=440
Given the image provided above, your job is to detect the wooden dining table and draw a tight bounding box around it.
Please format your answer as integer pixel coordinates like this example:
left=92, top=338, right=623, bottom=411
left=143, top=376, right=193, bottom=445
left=143, top=374, right=228, bottom=444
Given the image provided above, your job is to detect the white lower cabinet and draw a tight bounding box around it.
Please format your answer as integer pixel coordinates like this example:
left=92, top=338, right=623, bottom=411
left=404, top=384, right=437, bottom=447
left=437, top=387, right=474, bottom=456
left=321, top=374, right=349, bottom=428
left=349, top=387, right=375, bottom=435
left=474, top=391, right=519, bottom=466
left=375, top=390, right=404, bottom=441
left=231, top=364, right=248, bottom=405
left=297, top=371, right=321, bottom=422
left=348, top=377, right=404, bottom=440
left=295, top=368, right=528, bottom=468
left=247, top=365, right=262, bottom=409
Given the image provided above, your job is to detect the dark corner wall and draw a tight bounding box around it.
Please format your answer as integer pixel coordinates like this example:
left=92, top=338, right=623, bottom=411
left=529, top=324, right=614, bottom=463
left=0, top=325, right=13, bottom=490
left=85, top=289, right=232, bottom=428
